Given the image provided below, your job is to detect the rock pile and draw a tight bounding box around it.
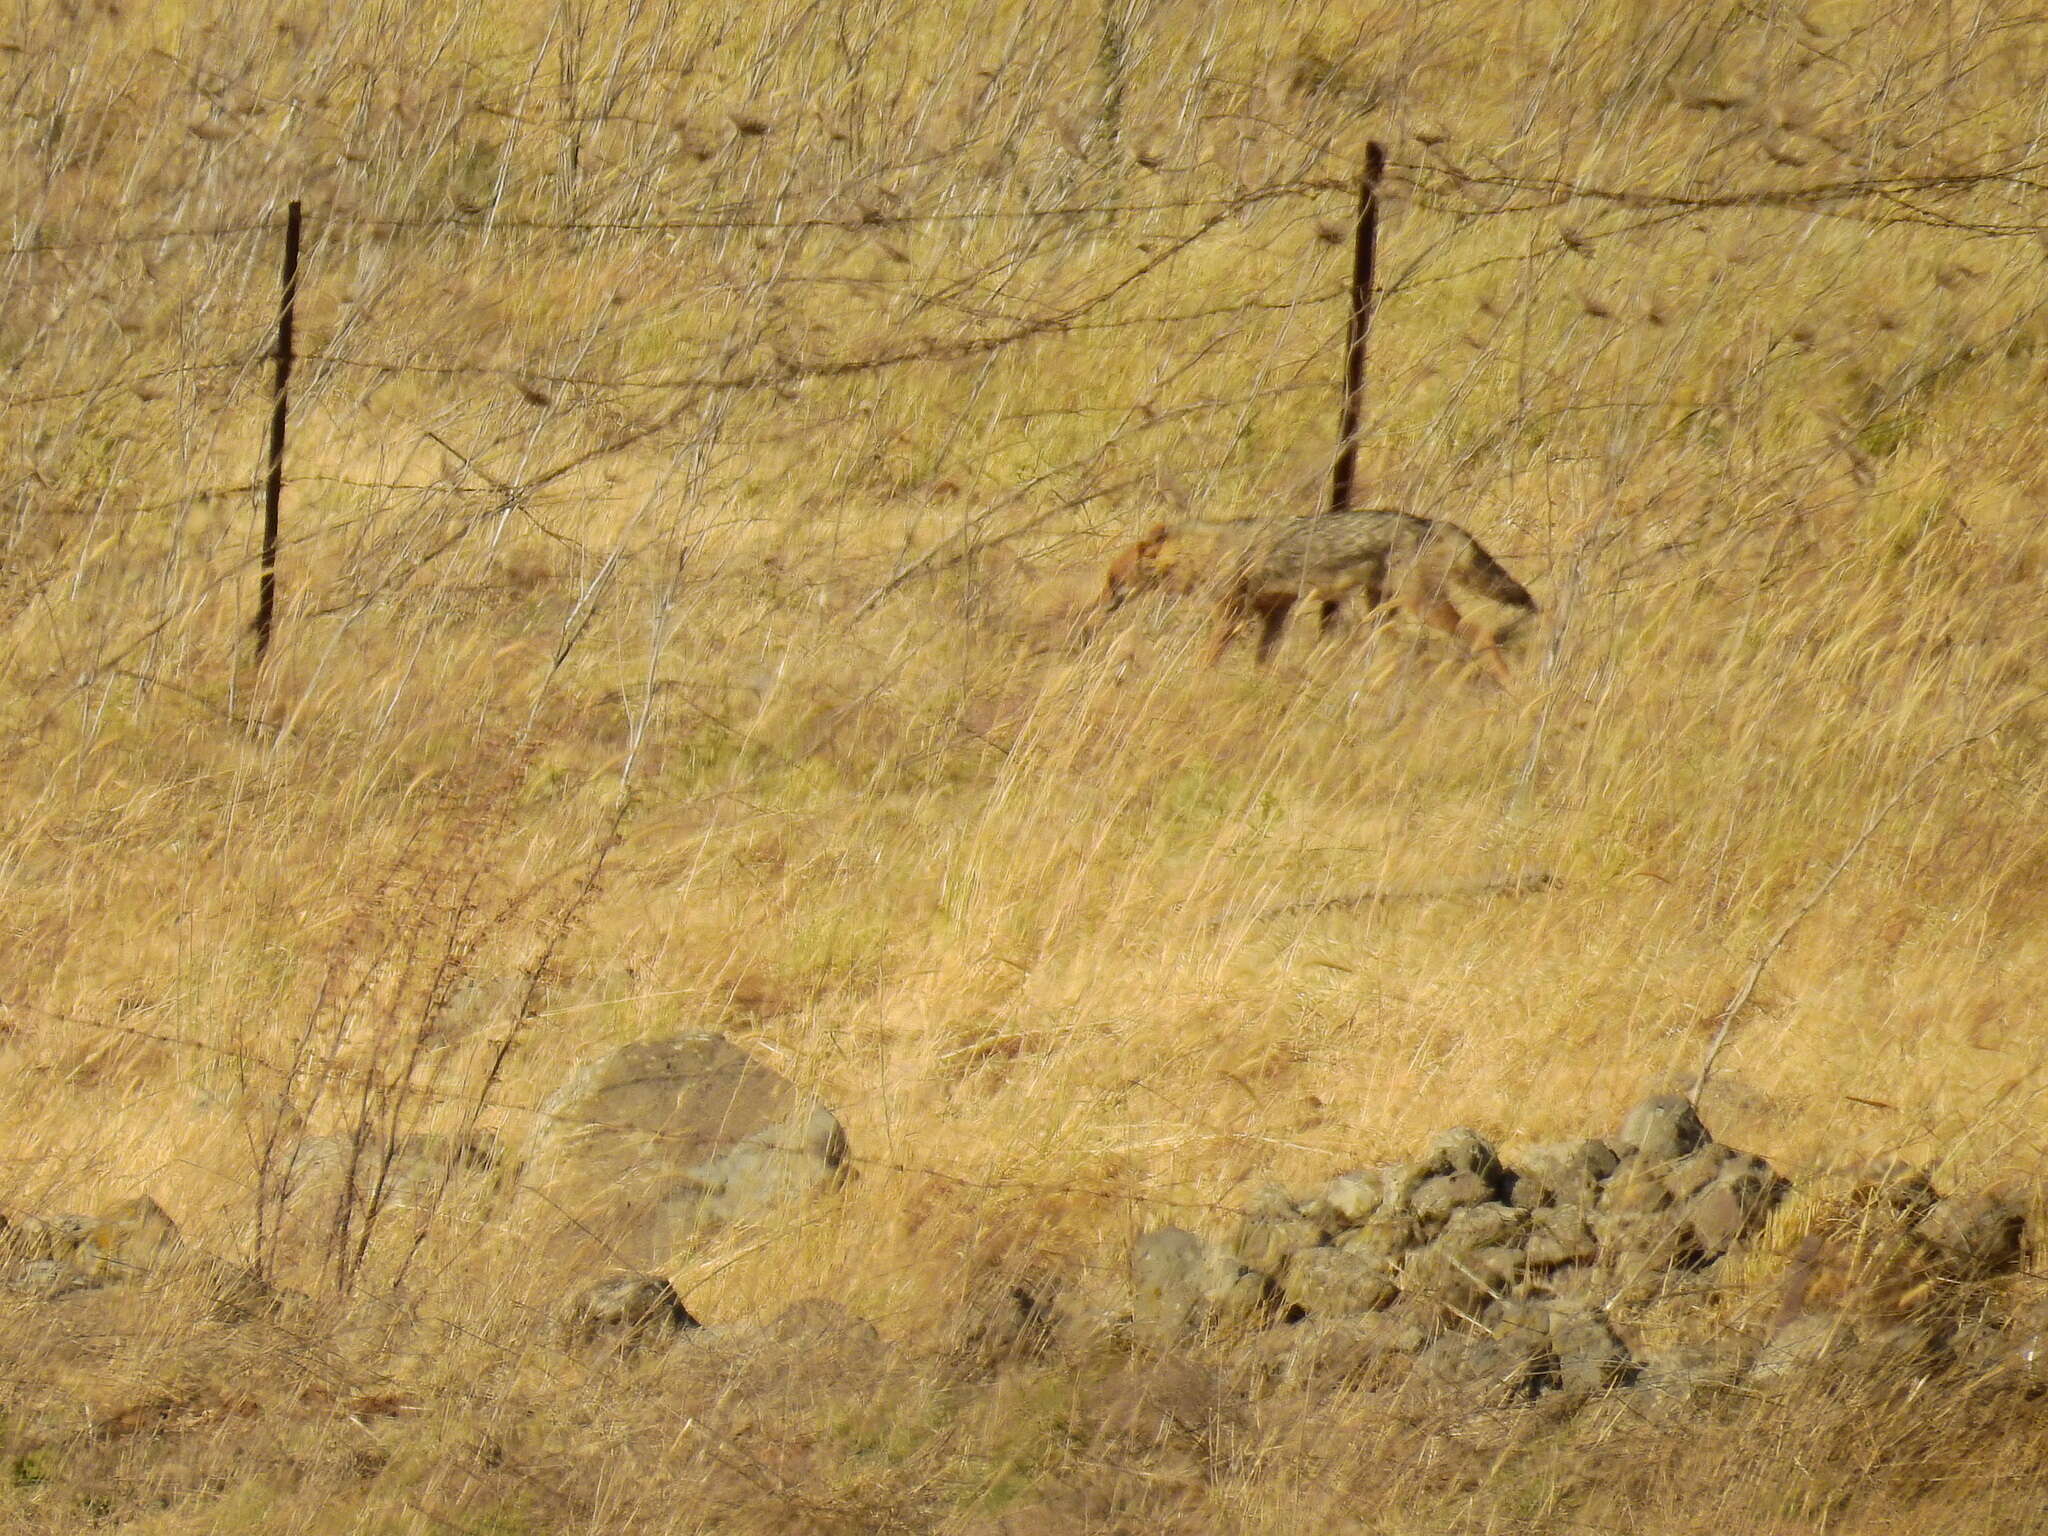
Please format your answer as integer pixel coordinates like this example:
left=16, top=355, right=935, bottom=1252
left=1134, top=1095, right=2036, bottom=1403
left=0, top=1195, right=273, bottom=1319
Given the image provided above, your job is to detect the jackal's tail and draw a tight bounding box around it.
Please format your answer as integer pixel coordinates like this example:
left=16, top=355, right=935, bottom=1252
left=1452, top=535, right=1537, bottom=633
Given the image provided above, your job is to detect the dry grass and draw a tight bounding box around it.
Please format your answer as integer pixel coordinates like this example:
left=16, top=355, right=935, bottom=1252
left=3, top=0, right=2048, bottom=1528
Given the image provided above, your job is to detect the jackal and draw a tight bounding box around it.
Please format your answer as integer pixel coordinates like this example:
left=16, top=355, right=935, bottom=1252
left=1096, top=508, right=1537, bottom=683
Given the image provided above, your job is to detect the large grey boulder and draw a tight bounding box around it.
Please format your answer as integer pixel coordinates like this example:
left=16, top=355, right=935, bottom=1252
left=1131, top=1228, right=1277, bottom=1342
left=530, top=1035, right=849, bottom=1265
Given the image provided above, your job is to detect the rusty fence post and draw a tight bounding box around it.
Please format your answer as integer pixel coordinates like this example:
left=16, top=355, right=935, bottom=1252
left=255, top=198, right=302, bottom=662
left=1326, top=143, right=1384, bottom=518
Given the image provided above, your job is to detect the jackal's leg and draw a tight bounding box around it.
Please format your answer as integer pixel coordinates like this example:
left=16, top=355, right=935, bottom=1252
left=1205, top=591, right=1250, bottom=664
left=1411, top=594, right=1513, bottom=685
left=1353, top=574, right=1390, bottom=638
left=1253, top=593, right=1296, bottom=666
left=1317, top=597, right=1343, bottom=636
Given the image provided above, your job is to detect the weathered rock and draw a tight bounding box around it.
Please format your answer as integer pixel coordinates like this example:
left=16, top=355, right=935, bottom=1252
left=1131, top=1228, right=1277, bottom=1341
left=1412, top=1328, right=1551, bottom=1404
left=1509, top=1141, right=1619, bottom=1209
left=561, top=1271, right=698, bottom=1348
left=663, top=1106, right=850, bottom=1238
left=58, top=1195, right=181, bottom=1283
left=1305, top=1169, right=1386, bottom=1229
left=1409, top=1171, right=1496, bottom=1226
left=1662, top=1144, right=1735, bottom=1203
left=1253, top=1314, right=1425, bottom=1391
left=1280, top=1244, right=1399, bottom=1317
left=1400, top=1240, right=1521, bottom=1328
left=1549, top=1308, right=1634, bottom=1393
left=1849, top=1159, right=1940, bottom=1222
left=1336, top=1211, right=1420, bottom=1267
left=1916, top=1190, right=2026, bottom=1281
left=1524, top=1205, right=1600, bottom=1270
left=1425, top=1129, right=1505, bottom=1195
left=1231, top=1185, right=1326, bottom=1273
left=531, top=1035, right=849, bottom=1265
left=1686, top=1153, right=1786, bottom=1258
left=1617, top=1095, right=1709, bottom=1164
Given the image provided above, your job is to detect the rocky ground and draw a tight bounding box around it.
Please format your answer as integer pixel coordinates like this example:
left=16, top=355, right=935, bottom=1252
left=1, top=1037, right=2043, bottom=1533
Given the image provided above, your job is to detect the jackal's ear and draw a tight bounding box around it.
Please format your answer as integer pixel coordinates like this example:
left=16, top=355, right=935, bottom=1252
left=1141, top=521, right=1171, bottom=549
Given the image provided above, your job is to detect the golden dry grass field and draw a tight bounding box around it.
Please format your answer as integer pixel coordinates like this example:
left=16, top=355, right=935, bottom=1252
left=4, top=0, right=2048, bottom=1529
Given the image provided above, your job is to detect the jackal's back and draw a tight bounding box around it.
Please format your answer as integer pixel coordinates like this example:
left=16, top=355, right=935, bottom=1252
left=1243, top=508, right=1432, bottom=586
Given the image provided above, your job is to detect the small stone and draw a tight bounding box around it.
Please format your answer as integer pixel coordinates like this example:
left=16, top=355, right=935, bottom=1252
left=1661, top=1144, right=1734, bottom=1202
left=561, top=1271, right=698, bottom=1348
left=1280, top=1245, right=1400, bottom=1317
left=1508, top=1141, right=1619, bottom=1209
left=1549, top=1309, right=1634, bottom=1394
left=1525, top=1205, right=1600, bottom=1269
left=1306, top=1169, right=1385, bottom=1228
left=1916, top=1190, right=2027, bottom=1280
left=1409, top=1171, right=1496, bottom=1225
left=1617, top=1095, right=1710, bottom=1163
left=1425, top=1128, right=1505, bottom=1193
left=1413, top=1329, right=1551, bottom=1404
left=1231, top=1185, right=1326, bottom=1272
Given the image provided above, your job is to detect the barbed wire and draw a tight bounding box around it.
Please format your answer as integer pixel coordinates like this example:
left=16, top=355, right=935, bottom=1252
left=5, top=148, right=2038, bottom=419
left=5, top=153, right=2042, bottom=262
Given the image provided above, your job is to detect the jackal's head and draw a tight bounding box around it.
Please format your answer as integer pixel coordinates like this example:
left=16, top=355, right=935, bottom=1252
left=1100, top=522, right=1200, bottom=610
